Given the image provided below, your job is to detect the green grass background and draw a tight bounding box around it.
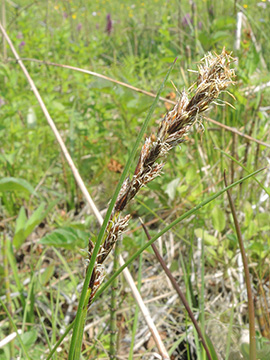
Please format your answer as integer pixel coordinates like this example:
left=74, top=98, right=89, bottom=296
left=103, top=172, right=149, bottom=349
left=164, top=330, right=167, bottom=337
left=1, top=0, right=270, bottom=359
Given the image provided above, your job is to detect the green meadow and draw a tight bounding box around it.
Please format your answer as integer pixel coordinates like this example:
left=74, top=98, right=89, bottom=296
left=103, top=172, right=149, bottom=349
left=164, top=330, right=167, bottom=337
left=0, top=1, right=270, bottom=359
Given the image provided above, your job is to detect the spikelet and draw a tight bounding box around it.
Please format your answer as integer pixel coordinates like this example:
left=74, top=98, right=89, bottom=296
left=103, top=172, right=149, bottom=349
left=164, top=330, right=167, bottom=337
left=87, top=49, right=235, bottom=307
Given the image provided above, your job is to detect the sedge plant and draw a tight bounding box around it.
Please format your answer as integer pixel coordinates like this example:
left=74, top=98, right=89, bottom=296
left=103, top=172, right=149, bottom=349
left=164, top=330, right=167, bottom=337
left=69, top=49, right=237, bottom=359
left=86, top=48, right=236, bottom=308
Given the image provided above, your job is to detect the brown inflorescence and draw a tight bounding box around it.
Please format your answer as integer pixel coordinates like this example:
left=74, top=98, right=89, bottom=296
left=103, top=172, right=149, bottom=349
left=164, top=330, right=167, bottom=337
left=87, top=49, right=235, bottom=306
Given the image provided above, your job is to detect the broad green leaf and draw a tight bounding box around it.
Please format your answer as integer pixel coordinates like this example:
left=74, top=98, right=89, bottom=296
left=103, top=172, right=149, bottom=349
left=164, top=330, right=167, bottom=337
left=13, top=200, right=60, bottom=249
left=0, top=177, right=35, bottom=194
left=39, top=227, right=88, bottom=249
left=206, top=246, right=218, bottom=261
left=20, top=329, right=38, bottom=348
left=51, top=101, right=65, bottom=111
left=257, top=213, right=270, bottom=229
left=195, top=228, right=218, bottom=246
left=164, top=178, right=180, bottom=201
left=0, top=153, right=16, bottom=166
left=212, top=16, right=236, bottom=30
left=211, top=205, right=226, bottom=232
left=249, top=241, right=264, bottom=255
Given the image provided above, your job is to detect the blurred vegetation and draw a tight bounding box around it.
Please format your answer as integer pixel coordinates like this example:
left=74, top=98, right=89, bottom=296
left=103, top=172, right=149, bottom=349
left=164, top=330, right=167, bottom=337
left=0, top=0, right=270, bottom=359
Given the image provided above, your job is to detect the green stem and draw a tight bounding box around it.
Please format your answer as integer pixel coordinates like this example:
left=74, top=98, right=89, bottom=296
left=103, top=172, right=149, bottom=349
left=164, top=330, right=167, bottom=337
left=128, top=234, right=143, bottom=360
left=224, top=171, right=256, bottom=360
left=46, top=322, right=74, bottom=360
left=68, top=60, right=176, bottom=360
left=46, top=167, right=265, bottom=360
left=141, top=222, right=213, bottom=360
left=109, top=241, right=119, bottom=359
left=94, top=167, right=265, bottom=302
left=0, top=298, right=30, bottom=360
left=3, top=233, right=14, bottom=358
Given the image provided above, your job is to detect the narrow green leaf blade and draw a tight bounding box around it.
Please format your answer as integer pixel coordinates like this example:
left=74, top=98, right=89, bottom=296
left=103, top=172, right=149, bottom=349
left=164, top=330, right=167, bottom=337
left=0, top=177, right=35, bottom=194
left=14, top=207, right=28, bottom=249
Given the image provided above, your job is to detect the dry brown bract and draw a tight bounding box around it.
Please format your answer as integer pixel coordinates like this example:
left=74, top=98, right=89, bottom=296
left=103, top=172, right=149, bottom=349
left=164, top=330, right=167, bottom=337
left=87, top=48, right=236, bottom=306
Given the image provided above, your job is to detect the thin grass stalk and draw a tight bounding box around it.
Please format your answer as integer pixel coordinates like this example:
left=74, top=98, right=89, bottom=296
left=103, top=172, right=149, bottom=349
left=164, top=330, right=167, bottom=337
left=128, top=234, right=143, bottom=360
left=255, top=295, right=270, bottom=340
left=17, top=58, right=270, bottom=149
left=94, top=167, right=265, bottom=303
left=225, top=305, right=235, bottom=360
left=0, top=23, right=169, bottom=359
left=191, top=2, right=199, bottom=54
left=177, top=1, right=182, bottom=54
left=200, top=234, right=205, bottom=352
left=224, top=171, right=256, bottom=360
left=88, top=49, right=236, bottom=309
left=69, top=61, right=175, bottom=360
left=45, top=167, right=265, bottom=360
left=84, top=48, right=236, bottom=355
left=46, top=322, right=74, bottom=360
left=35, top=306, right=52, bottom=352
left=216, top=149, right=270, bottom=197
left=53, top=286, right=61, bottom=348
left=231, top=132, right=236, bottom=184
left=109, top=240, right=119, bottom=359
left=118, top=256, right=170, bottom=359
left=21, top=248, right=47, bottom=337
left=180, top=252, right=200, bottom=360
left=0, top=298, right=30, bottom=360
left=1, top=0, right=6, bottom=59
left=255, top=273, right=270, bottom=337
left=140, top=221, right=213, bottom=360
left=2, top=233, right=14, bottom=358
left=6, top=239, right=25, bottom=310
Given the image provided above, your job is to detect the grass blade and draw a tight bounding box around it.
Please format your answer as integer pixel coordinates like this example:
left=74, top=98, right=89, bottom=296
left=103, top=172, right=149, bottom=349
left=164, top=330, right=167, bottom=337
left=68, top=59, right=177, bottom=360
left=94, top=167, right=266, bottom=301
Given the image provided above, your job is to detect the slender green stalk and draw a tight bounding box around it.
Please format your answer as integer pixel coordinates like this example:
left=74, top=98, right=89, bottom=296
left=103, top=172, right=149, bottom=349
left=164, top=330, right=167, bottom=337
left=224, top=171, right=256, bottom=360
left=216, top=148, right=270, bottom=197
left=200, top=233, right=205, bottom=342
left=68, top=61, right=176, bottom=360
left=225, top=305, right=235, bottom=360
left=94, top=167, right=265, bottom=302
left=128, top=234, right=143, bottom=360
left=21, top=248, right=47, bottom=334
left=141, top=221, right=213, bottom=360
left=6, top=238, right=25, bottom=310
left=192, top=2, right=199, bottom=54
left=1, top=0, right=6, bottom=59
left=45, top=167, right=265, bottom=360
left=2, top=233, right=14, bottom=358
left=180, top=253, right=198, bottom=360
left=0, top=298, right=30, bottom=360
left=86, top=49, right=235, bottom=317
left=71, top=290, right=91, bottom=359
left=109, top=240, right=119, bottom=359
left=46, top=322, right=74, bottom=360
